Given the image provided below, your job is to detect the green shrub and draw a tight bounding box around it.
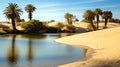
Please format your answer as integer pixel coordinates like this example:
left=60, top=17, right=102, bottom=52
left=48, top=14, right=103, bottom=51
left=46, top=22, right=64, bottom=33
left=21, top=20, right=47, bottom=33
left=61, top=24, right=76, bottom=33
left=46, top=27, right=58, bottom=33
left=50, top=20, right=55, bottom=22
left=54, top=22, right=64, bottom=29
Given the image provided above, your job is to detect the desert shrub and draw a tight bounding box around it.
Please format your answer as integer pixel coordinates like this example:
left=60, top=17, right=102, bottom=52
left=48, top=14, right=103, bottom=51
left=61, top=24, right=76, bottom=33
left=46, top=27, right=58, bottom=33
left=74, top=18, right=79, bottom=22
left=112, top=18, right=120, bottom=23
left=50, top=20, right=55, bottom=22
left=46, top=22, right=65, bottom=33
left=21, top=20, right=47, bottom=33
left=54, top=22, right=64, bottom=28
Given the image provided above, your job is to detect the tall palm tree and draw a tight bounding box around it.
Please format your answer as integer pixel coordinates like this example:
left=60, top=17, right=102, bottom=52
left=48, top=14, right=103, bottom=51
left=3, top=3, right=23, bottom=30
left=94, top=8, right=102, bottom=29
left=83, top=10, right=96, bottom=30
left=102, top=11, right=112, bottom=28
left=25, top=4, right=36, bottom=20
left=64, top=13, right=73, bottom=25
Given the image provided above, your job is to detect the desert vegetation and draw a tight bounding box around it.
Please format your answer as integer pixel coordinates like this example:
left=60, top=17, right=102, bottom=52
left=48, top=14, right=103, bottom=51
left=0, top=3, right=119, bottom=34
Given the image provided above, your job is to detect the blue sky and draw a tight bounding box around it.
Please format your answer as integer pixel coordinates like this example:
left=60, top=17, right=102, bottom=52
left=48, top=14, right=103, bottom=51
left=0, top=0, right=120, bottom=21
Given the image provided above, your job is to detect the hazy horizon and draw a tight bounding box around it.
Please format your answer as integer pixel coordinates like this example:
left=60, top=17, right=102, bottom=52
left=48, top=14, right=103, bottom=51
left=0, top=0, right=120, bottom=22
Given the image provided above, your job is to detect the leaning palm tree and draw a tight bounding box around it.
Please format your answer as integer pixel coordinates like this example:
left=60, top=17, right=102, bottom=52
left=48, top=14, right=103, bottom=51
left=3, top=3, right=23, bottom=30
left=94, top=8, right=102, bottom=29
left=83, top=10, right=96, bottom=30
left=102, top=11, right=112, bottom=28
left=25, top=4, right=36, bottom=20
left=64, top=13, right=73, bottom=25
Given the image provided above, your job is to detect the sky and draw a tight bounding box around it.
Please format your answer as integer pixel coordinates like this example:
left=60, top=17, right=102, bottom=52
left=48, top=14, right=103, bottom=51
left=0, top=0, right=120, bottom=22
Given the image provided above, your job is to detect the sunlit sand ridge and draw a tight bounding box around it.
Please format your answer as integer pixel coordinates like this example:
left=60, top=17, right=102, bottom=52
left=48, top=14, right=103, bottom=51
left=56, top=27, right=120, bottom=67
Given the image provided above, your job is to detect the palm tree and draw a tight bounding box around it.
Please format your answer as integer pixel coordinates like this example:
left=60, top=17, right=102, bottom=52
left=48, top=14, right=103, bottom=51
left=64, top=13, right=73, bottom=25
left=25, top=4, right=36, bottom=20
left=3, top=3, right=23, bottom=30
left=102, top=11, right=112, bottom=28
left=83, top=10, right=96, bottom=30
left=94, top=8, right=102, bottom=29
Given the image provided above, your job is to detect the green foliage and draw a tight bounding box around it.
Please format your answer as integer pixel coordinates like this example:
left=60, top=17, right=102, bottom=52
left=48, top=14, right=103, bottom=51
left=46, top=27, right=58, bottom=33
left=46, top=22, right=64, bottom=33
left=54, top=22, right=64, bottom=28
left=64, top=13, right=74, bottom=24
left=3, top=3, right=23, bottom=30
left=109, top=18, right=120, bottom=23
left=94, top=8, right=102, bottom=16
left=21, top=20, right=47, bottom=33
left=62, top=24, right=76, bottom=33
left=3, top=3, right=23, bottom=20
left=83, top=10, right=95, bottom=20
left=102, top=11, right=112, bottom=19
left=94, top=8, right=102, bottom=29
left=75, top=18, right=79, bottom=22
left=25, top=4, right=36, bottom=20
left=83, top=10, right=96, bottom=30
left=50, top=20, right=55, bottom=22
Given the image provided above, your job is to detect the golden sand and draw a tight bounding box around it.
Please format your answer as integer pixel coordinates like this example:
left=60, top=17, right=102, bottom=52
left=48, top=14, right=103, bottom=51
left=56, top=27, right=120, bottom=67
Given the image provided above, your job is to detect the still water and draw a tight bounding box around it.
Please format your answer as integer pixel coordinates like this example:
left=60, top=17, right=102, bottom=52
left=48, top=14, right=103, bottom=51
left=0, top=33, right=85, bottom=67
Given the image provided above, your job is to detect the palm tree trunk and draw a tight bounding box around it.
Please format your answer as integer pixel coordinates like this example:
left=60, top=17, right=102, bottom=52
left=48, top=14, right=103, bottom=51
left=96, top=15, right=99, bottom=29
left=11, top=18, right=17, bottom=30
left=90, top=20, right=96, bottom=31
left=67, top=19, right=69, bottom=24
left=105, top=18, right=108, bottom=28
left=69, top=18, right=72, bottom=25
left=29, top=11, right=32, bottom=20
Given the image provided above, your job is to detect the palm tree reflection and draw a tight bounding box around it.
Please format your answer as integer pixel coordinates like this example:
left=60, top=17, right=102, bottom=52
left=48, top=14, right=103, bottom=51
left=27, top=39, right=33, bottom=62
left=27, top=39, right=33, bottom=67
left=7, top=35, right=18, bottom=66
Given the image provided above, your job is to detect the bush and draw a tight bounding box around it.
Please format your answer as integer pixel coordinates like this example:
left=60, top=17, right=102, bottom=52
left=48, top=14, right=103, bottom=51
left=46, top=27, right=58, bottom=33
left=61, top=24, right=76, bottom=33
left=46, top=22, right=65, bottom=33
left=21, top=20, right=47, bottom=33
left=54, top=22, right=64, bottom=28
left=50, top=20, right=55, bottom=22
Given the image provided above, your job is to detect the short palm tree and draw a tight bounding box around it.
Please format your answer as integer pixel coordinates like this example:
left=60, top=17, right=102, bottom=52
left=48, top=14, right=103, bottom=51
left=3, top=3, right=23, bottom=30
left=83, top=10, right=96, bottom=30
left=102, top=11, right=112, bottom=28
left=64, top=13, right=73, bottom=25
left=94, top=8, right=102, bottom=29
left=25, top=4, right=36, bottom=20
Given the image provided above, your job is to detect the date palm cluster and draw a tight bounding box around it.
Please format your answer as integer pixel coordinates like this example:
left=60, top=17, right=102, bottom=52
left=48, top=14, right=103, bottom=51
left=3, top=3, right=36, bottom=31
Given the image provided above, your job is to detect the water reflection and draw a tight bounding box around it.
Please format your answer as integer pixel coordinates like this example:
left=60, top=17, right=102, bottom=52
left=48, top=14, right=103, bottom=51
left=27, top=39, right=33, bottom=62
left=7, top=35, right=18, bottom=65
left=20, top=34, right=46, bottom=39
left=0, top=34, right=85, bottom=67
left=27, top=39, right=33, bottom=67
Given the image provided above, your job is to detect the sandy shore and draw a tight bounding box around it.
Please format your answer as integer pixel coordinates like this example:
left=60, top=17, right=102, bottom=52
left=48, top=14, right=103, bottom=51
left=56, top=27, right=120, bottom=67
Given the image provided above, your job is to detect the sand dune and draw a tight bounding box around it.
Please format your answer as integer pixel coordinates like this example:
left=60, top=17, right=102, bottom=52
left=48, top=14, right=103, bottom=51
left=56, top=27, right=120, bottom=67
